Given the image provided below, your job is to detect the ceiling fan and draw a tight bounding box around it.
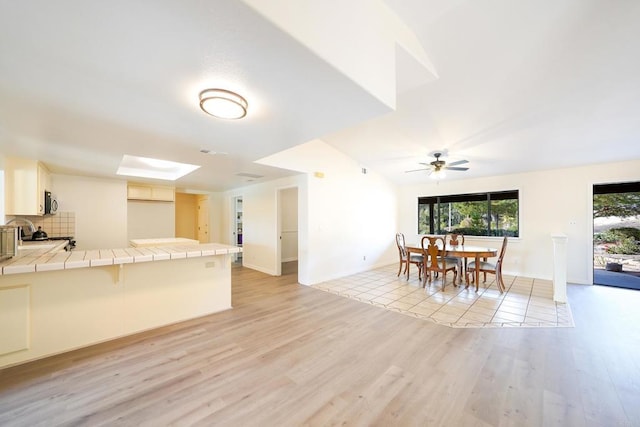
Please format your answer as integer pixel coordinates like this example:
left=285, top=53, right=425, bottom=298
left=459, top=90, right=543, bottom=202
left=405, top=152, right=469, bottom=179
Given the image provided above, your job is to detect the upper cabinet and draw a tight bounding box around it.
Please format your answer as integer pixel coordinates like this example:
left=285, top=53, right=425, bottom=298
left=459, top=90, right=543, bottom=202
left=127, top=183, right=175, bottom=202
left=4, top=157, right=51, bottom=216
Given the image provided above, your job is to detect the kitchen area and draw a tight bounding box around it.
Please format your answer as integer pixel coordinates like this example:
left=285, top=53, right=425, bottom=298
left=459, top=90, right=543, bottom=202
left=1, top=157, right=76, bottom=253
left=3, top=214, right=76, bottom=252
left=0, top=156, right=238, bottom=369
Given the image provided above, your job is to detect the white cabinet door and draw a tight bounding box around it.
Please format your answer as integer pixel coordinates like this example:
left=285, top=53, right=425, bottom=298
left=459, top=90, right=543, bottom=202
left=4, top=157, right=48, bottom=216
left=150, top=186, right=175, bottom=201
left=127, top=184, right=152, bottom=200
left=127, top=184, right=174, bottom=201
left=0, top=286, right=30, bottom=355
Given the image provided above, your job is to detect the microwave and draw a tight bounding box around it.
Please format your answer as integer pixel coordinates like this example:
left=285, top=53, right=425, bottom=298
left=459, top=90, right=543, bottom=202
left=45, top=191, right=58, bottom=215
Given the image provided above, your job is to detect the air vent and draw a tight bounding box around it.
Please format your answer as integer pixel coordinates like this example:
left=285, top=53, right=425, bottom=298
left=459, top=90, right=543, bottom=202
left=236, top=172, right=264, bottom=179
left=200, top=149, right=228, bottom=156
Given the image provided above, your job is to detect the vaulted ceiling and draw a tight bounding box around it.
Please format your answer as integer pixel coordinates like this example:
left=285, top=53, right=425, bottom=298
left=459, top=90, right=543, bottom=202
left=1, top=0, right=639, bottom=191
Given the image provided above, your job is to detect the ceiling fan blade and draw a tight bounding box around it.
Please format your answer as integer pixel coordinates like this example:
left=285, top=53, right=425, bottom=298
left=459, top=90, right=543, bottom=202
left=404, top=168, right=431, bottom=173
left=447, top=159, right=469, bottom=166
left=445, top=166, right=469, bottom=171
left=418, top=162, right=431, bottom=166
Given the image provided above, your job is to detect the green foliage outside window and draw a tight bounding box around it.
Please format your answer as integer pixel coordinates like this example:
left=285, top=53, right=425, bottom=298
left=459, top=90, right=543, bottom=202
left=593, top=192, right=640, bottom=218
left=418, top=191, right=519, bottom=237
left=594, top=227, right=640, bottom=255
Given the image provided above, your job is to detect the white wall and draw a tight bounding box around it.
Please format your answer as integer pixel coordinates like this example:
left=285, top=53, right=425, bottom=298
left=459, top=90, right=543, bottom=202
left=206, top=192, right=224, bottom=243
left=304, top=159, right=397, bottom=285
left=51, top=174, right=128, bottom=250
left=127, top=200, right=175, bottom=240
left=242, top=0, right=436, bottom=109
left=398, top=159, right=640, bottom=285
left=254, top=139, right=399, bottom=285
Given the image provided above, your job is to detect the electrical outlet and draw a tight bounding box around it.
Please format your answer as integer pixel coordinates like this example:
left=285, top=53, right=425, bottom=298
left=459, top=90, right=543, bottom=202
left=363, top=255, right=366, bottom=261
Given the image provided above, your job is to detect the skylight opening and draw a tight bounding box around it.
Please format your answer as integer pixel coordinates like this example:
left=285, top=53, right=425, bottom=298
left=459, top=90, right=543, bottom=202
left=116, top=155, right=200, bottom=181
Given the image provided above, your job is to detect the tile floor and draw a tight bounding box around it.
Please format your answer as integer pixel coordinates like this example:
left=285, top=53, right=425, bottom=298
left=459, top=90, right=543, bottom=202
left=312, top=264, right=574, bottom=328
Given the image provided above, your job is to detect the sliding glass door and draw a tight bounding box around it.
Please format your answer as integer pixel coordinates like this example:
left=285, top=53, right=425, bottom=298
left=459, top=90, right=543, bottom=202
left=593, top=182, right=640, bottom=290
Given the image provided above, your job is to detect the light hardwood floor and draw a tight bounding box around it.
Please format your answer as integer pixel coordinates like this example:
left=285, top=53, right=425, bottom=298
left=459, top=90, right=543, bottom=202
left=0, top=263, right=639, bottom=426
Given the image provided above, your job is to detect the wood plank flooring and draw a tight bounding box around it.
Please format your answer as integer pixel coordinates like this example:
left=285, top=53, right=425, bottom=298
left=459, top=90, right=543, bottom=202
left=0, top=263, right=639, bottom=426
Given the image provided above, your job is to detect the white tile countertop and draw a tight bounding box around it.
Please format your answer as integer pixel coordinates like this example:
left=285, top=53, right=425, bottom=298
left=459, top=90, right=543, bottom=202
left=0, top=242, right=242, bottom=276
left=129, top=238, right=200, bottom=247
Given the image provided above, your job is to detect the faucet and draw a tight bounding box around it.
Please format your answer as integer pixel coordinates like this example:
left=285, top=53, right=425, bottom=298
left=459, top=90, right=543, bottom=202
left=5, top=217, right=36, bottom=242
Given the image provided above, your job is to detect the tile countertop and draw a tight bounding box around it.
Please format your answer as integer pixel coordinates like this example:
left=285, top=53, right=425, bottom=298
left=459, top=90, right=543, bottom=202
left=0, top=243, right=242, bottom=276
left=129, top=238, right=200, bottom=247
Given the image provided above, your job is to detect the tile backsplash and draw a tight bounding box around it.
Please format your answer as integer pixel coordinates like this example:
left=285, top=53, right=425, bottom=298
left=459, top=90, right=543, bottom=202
left=7, top=212, right=76, bottom=238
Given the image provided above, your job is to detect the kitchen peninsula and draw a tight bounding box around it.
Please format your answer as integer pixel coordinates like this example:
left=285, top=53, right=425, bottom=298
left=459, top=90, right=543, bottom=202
left=0, top=242, right=240, bottom=368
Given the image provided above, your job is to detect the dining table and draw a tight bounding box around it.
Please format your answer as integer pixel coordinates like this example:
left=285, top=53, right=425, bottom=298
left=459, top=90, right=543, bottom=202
left=405, top=243, right=499, bottom=292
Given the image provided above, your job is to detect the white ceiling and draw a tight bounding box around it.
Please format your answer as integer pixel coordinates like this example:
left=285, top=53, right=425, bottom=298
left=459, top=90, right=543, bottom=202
left=1, top=0, right=639, bottom=191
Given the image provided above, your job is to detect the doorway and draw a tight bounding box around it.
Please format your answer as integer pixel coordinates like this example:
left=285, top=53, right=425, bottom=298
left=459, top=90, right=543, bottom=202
left=277, top=187, right=298, bottom=277
left=233, top=196, right=243, bottom=262
left=175, top=193, right=210, bottom=243
left=593, top=182, right=640, bottom=290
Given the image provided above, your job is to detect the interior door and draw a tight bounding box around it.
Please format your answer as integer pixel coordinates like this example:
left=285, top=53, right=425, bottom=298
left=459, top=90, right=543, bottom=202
left=197, top=195, right=209, bottom=243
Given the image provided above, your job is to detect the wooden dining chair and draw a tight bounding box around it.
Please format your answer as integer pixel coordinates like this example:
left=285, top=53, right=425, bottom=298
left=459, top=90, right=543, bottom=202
left=395, top=233, right=423, bottom=280
left=420, top=235, right=458, bottom=291
left=445, top=233, right=465, bottom=284
left=466, top=236, right=508, bottom=292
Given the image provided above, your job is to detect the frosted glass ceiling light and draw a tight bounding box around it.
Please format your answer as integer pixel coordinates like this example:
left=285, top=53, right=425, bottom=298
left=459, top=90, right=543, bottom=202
left=430, top=169, right=446, bottom=180
left=199, top=89, right=248, bottom=119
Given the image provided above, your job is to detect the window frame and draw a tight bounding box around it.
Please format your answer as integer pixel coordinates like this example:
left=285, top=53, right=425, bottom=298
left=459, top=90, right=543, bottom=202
left=418, top=190, right=519, bottom=237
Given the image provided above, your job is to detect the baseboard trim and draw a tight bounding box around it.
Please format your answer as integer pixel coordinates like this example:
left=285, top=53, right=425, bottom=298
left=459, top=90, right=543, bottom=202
left=242, top=262, right=277, bottom=276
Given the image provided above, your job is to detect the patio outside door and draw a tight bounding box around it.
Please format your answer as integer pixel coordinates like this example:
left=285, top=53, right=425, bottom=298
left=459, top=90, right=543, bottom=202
left=593, top=182, right=640, bottom=290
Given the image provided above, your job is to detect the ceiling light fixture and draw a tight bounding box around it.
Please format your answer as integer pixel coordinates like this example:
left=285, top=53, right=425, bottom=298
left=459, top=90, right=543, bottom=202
left=430, top=169, right=446, bottom=180
left=199, top=88, right=248, bottom=119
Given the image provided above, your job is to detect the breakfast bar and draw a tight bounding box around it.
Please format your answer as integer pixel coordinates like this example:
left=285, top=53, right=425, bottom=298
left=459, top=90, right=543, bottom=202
left=0, top=242, right=240, bottom=369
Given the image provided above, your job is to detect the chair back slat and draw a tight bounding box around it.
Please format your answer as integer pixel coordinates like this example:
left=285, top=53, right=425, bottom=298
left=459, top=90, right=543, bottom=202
left=421, top=235, right=445, bottom=269
left=420, top=235, right=458, bottom=290
left=396, top=233, right=408, bottom=258
left=447, top=233, right=465, bottom=246
left=496, top=236, right=508, bottom=265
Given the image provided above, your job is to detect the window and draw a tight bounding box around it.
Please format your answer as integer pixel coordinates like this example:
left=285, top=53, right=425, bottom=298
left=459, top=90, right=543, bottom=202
left=418, top=190, right=519, bottom=237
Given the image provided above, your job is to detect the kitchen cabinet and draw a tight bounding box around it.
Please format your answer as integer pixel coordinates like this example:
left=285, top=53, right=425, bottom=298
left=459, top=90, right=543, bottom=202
left=4, top=157, right=51, bottom=216
left=0, top=242, right=238, bottom=368
left=0, top=285, right=30, bottom=356
left=127, top=183, right=175, bottom=202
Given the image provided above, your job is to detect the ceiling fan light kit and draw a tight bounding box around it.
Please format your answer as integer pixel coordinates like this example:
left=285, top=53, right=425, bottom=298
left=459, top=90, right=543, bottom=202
left=430, top=169, right=446, bottom=180
left=199, top=88, right=248, bottom=119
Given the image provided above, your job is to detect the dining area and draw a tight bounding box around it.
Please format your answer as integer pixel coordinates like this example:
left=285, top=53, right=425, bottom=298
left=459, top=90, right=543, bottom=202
left=313, top=252, right=572, bottom=329
left=395, top=232, right=508, bottom=293
left=312, top=230, right=573, bottom=329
